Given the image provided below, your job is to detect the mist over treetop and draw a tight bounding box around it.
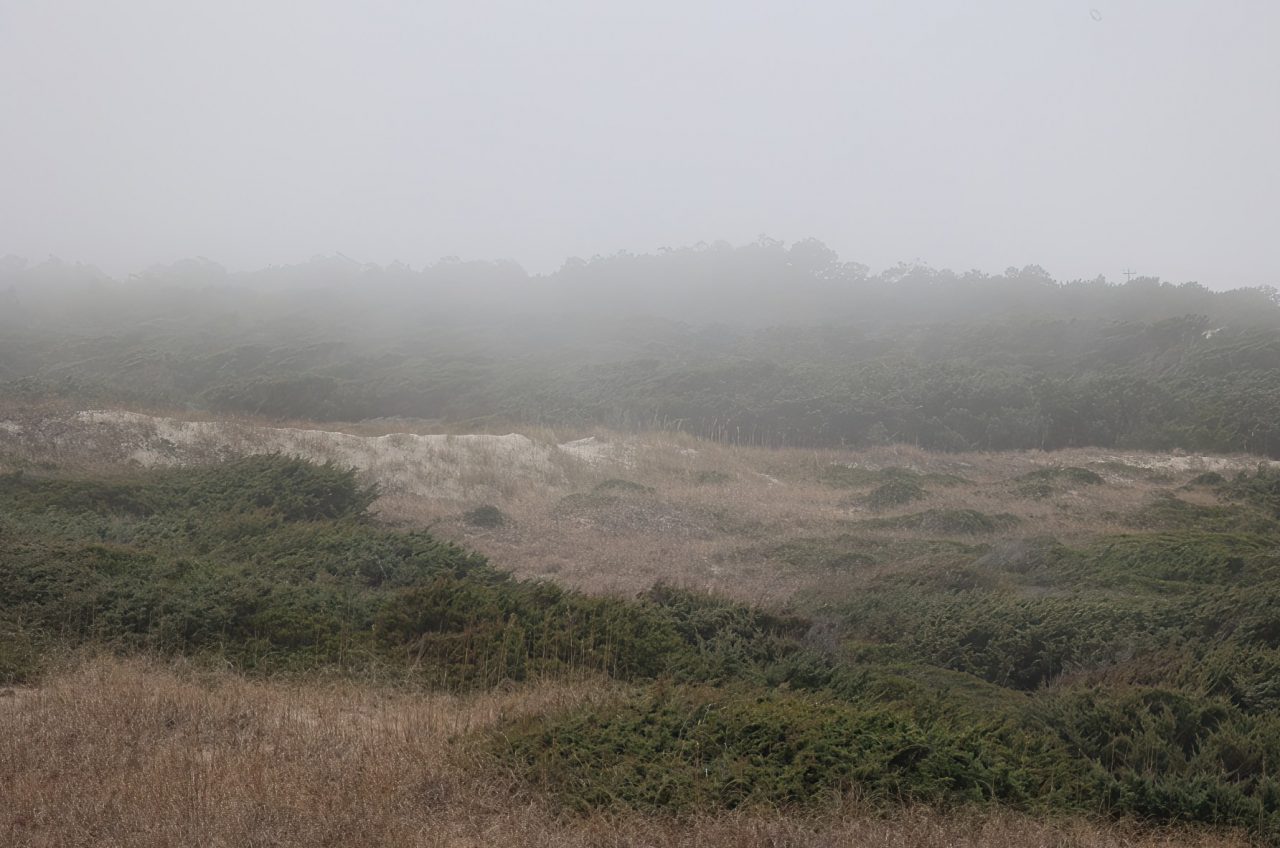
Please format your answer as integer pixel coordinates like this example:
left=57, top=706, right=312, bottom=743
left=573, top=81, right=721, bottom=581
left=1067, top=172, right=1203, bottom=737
left=3, top=238, right=1280, bottom=457
left=3, top=238, right=1276, bottom=330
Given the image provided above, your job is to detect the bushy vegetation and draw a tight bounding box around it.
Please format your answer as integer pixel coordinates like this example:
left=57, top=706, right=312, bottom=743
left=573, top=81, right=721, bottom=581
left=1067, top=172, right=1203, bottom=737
left=594, top=478, right=656, bottom=495
left=863, top=508, right=1022, bottom=535
left=1188, top=471, right=1228, bottom=487
left=819, top=465, right=890, bottom=489
left=463, top=504, right=507, bottom=528
left=864, top=477, right=928, bottom=510
left=7, top=244, right=1280, bottom=457
left=502, top=684, right=1090, bottom=813
left=0, top=458, right=804, bottom=686
left=504, top=679, right=1280, bottom=835
left=1222, top=465, right=1280, bottom=515
left=821, top=466, right=964, bottom=496
left=7, top=458, right=1280, bottom=839
left=1016, top=466, right=1104, bottom=498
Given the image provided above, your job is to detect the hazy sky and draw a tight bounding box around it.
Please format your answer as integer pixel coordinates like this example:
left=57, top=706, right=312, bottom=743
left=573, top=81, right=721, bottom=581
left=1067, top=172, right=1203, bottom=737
left=2, top=1, right=1277, bottom=286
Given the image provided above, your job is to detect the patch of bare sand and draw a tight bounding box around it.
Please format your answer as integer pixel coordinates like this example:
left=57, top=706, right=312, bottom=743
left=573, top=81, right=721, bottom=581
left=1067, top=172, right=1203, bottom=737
left=2, top=407, right=1276, bottom=603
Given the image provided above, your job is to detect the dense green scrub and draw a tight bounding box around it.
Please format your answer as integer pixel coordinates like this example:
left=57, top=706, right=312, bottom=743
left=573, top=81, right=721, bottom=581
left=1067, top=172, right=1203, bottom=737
left=506, top=506, right=1280, bottom=837
left=6, top=249, right=1280, bottom=456
left=4, top=458, right=1280, bottom=839
left=0, top=458, right=806, bottom=686
left=11, top=317, right=1280, bottom=457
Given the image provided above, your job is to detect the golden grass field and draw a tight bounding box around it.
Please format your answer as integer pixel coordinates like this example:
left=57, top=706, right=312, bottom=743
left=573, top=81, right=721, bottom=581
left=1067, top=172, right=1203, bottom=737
left=0, top=656, right=1255, bottom=848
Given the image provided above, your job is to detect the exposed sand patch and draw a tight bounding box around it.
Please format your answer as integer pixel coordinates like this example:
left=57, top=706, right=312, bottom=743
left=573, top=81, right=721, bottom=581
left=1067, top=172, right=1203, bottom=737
left=556, top=435, right=636, bottom=467
left=2, top=410, right=667, bottom=501
left=1091, top=451, right=1270, bottom=474
left=4, top=406, right=1279, bottom=602
left=58, top=411, right=570, bottom=501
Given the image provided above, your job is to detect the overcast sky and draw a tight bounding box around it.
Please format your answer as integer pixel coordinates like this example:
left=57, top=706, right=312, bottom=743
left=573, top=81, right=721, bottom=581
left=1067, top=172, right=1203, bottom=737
left=1, top=1, right=1276, bottom=286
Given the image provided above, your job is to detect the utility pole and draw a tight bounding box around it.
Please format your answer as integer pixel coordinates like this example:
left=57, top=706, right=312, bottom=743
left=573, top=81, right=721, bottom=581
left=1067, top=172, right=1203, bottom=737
left=1122, top=268, right=1137, bottom=282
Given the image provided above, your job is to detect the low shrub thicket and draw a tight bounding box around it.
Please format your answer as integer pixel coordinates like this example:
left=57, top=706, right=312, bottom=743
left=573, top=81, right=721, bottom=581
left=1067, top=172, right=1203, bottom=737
left=6, top=458, right=1280, bottom=837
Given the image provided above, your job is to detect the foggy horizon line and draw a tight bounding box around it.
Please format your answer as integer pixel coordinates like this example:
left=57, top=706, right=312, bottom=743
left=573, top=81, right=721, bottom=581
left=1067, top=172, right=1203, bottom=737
left=1, top=238, right=1264, bottom=293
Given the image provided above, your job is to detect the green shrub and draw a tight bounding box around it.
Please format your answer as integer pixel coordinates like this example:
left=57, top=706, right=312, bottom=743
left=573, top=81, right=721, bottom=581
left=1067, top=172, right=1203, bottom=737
left=594, top=479, right=655, bottom=495
left=1126, top=495, right=1276, bottom=534
left=865, top=477, right=927, bottom=510
left=1016, top=480, right=1055, bottom=499
left=822, top=466, right=966, bottom=491
left=1020, top=467, right=1105, bottom=486
left=10, top=456, right=1280, bottom=839
left=1076, top=533, right=1272, bottom=587
left=497, top=683, right=1091, bottom=813
left=767, top=538, right=877, bottom=572
left=463, top=504, right=507, bottom=528
left=865, top=509, right=1021, bottom=535
left=1187, top=471, right=1226, bottom=487
left=1037, top=686, right=1280, bottom=833
left=819, top=465, right=883, bottom=489
left=972, top=537, right=1066, bottom=575
left=1222, top=466, right=1280, bottom=516
left=1015, top=467, right=1104, bottom=498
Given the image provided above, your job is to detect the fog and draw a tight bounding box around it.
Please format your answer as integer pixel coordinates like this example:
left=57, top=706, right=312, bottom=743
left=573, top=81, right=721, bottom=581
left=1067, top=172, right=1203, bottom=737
left=2, top=0, right=1277, bottom=287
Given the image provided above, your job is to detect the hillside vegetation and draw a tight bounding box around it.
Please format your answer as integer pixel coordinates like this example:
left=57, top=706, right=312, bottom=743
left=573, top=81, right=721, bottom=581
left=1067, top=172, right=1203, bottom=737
left=5, top=658, right=1252, bottom=848
left=4, top=454, right=1280, bottom=843
left=5, top=241, right=1280, bottom=456
left=6, top=242, right=1280, bottom=845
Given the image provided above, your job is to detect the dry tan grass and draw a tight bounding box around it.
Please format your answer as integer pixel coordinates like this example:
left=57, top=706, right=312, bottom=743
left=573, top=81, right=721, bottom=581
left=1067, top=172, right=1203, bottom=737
left=1, top=408, right=1268, bottom=845
left=0, top=656, right=1255, bottom=848
left=2, top=402, right=1270, bottom=604
left=429, top=435, right=1257, bottom=601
